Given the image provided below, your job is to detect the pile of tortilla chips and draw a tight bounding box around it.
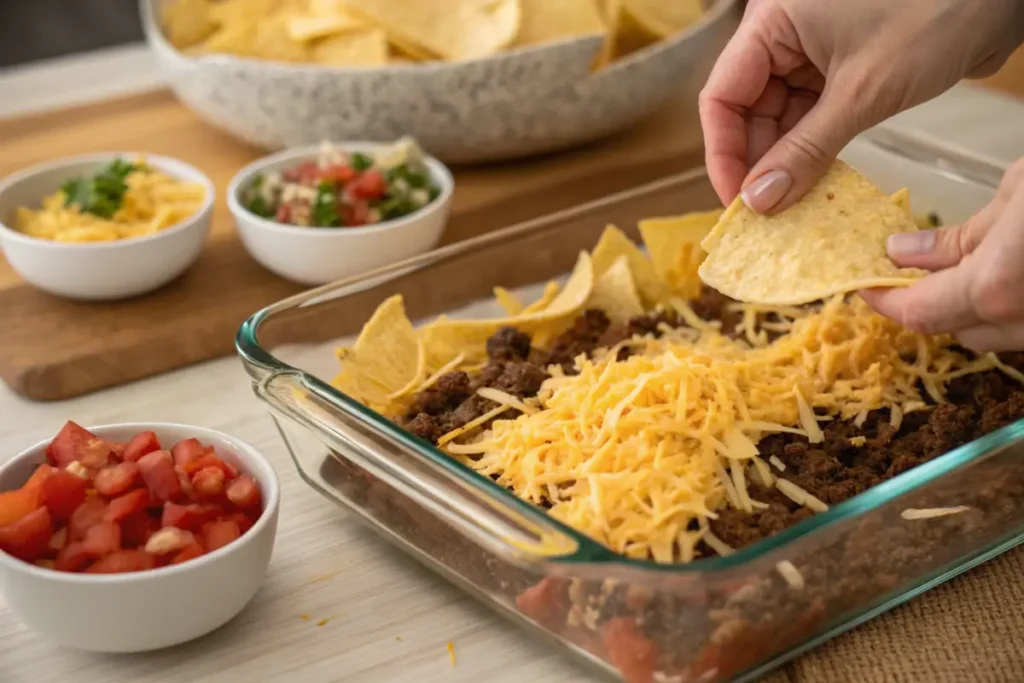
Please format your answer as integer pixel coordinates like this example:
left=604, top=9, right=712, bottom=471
left=161, top=0, right=706, bottom=67
left=332, top=160, right=928, bottom=416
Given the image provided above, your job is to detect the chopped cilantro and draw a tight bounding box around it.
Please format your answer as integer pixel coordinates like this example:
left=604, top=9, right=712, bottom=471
left=313, top=180, right=342, bottom=227
left=351, top=153, right=374, bottom=172
left=385, top=164, right=429, bottom=189
left=60, top=158, right=141, bottom=219
left=243, top=174, right=275, bottom=218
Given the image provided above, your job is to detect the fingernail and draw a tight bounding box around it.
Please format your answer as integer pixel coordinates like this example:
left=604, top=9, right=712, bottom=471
left=740, top=170, right=792, bottom=213
left=888, top=230, right=936, bottom=257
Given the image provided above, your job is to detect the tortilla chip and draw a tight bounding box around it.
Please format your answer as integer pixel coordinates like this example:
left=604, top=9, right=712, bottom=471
left=331, top=295, right=422, bottom=412
left=890, top=188, right=910, bottom=215
left=311, top=28, right=389, bottom=65
left=698, top=161, right=927, bottom=306
left=286, top=12, right=364, bottom=42
left=587, top=256, right=644, bottom=323
left=512, top=0, right=606, bottom=48
left=638, top=209, right=721, bottom=299
left=162, top=0, right=217, bottom=48
left=494, top=287, right=525, bottom=316
left=591, top=224, right=666, bottom=307
left=341, top=0, right=520, bottom=61
left=420, top=252, right=595, bottom=368
left=521, top=281, right=562, bottom=314
left=623, top=0, right=703, bottom=38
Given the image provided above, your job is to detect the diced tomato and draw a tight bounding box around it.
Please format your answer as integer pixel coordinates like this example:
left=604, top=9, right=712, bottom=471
left=177, top=470, right=195, bottom=500
left=348, top=169, right=387, bottom=200
left=108, top=441, right=127, bottom=460
left=182, top=453, right=238, bottom=479
left=319, top=163, right=356, bottom=185
left=85, top=550, right=156, bottom=574
left=93, top=462, right=140, bottom=498
left=122, top=431, right=161, bottom=463
left=40, top=469, right=89, bottom=522
left=104, top=488, right=149, bottom=524
left=601, top=618, right=660, bottom=683
left=137, top=450, right=182, bottom=502
left=515, top=578, right=569, bottom=630
left=48, top=526, right=68, bottom=553
left=202, top=519, right=241, bottom=553
left=82, top=521, right=121, bottom=557
left=342, top=200, right=370, bottom=227
left=171, top=438, right=206, bottom=469
left=192, top=466, right=226, bottom=497
left=24, top=463, right=55, bottom=492
left=161, top=502, right=223, bottom=532
left=274, top=204, right=292, bottom=223
left=229, top=511, right=255, bottom=535
left=225, top=475, right=261, bottom=510
left=0, top=488, right=40, bottom=527
left=144, top=526, right=195, bottom=556
left=67, top=496, right=109, bottom=542
left=283, top=160, right=319, bottom=185
left=55, top=541, right=92, bottom=572
left=45, top=421, right=112, bottom=469
left=35, top=559, right=56, bottom=570
left=0, top=506, right=53, bottom=562
left=171, top=539, right=205, bottom=565
left=120, top=512, right=160, bottom=548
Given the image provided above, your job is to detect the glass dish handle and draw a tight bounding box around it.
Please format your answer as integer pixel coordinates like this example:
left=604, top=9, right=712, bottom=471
left=256, top=370, right=584, bottom=566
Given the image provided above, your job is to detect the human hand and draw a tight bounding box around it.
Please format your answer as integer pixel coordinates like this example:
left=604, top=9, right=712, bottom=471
left=860, top=159, right=1024, bottom=352
left=699, top=0, right=1024, bottom=213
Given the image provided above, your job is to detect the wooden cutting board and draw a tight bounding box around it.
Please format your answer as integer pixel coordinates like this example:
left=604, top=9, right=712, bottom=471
left=0, top=91, right=709, bottom=401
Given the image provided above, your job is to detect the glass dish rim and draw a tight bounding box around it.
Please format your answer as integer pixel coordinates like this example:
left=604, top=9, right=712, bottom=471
left=237, top=125, right=1023, bottom=573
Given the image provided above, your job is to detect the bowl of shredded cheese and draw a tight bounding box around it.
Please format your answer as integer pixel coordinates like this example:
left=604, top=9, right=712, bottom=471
left=0, top=153, right=213, bottom=300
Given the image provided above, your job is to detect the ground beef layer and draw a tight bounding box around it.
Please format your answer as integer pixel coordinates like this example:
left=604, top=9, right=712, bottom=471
left=324, top=289, right=1024, bottom=683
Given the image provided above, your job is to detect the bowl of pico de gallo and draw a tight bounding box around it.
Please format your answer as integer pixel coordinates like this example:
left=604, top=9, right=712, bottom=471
left=227, top=136, right=453, bottom=286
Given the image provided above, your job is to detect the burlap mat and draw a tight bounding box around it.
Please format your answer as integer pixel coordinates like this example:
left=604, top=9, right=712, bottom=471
left=756, top=545, right=1024, bottom=683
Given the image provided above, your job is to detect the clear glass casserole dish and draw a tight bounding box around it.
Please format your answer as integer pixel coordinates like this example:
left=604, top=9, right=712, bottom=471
left=236, top=127, right=1024, bottom=683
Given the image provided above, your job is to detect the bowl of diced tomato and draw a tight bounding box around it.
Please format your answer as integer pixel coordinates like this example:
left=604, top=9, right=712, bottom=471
left=227, top=136, right=453, bottom=287
left=0, top=421, right=280, bottom=653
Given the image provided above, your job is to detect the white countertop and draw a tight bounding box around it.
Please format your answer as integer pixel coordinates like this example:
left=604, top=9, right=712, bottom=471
left=2, top=46, right=1024, bottom=683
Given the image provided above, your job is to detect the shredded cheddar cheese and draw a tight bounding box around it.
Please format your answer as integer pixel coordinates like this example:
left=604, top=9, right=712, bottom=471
left=439, top=296, right=1022, bottom=563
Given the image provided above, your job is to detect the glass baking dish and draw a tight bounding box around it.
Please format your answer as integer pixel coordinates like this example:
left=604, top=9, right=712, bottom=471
left=236, top=127, right=1024, bottom=683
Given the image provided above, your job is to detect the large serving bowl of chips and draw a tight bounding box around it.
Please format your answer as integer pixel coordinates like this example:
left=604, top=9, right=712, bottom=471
left=142, top=0, right=741, bottom=164
left=237, top=127, right=1024, bottom=683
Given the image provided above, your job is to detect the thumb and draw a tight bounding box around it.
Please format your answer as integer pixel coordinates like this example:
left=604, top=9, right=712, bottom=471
left=739, top=85, right=867, bottom=214
left=886, top=201, right=998, bottom=270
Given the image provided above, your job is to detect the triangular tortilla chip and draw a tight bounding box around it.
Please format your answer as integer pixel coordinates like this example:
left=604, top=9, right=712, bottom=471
left=331, top=294, right=422, bottom=412
left=890, top=188, right=910, bottom=215
left=638, top=209, right=721, bottom=299
left=591, top=224, right=666, bottom=307
left=512, top=0, right=606, bottom=47
left=521, top=281, right=562, bottom=315
left=420, top=252, right=595, bottom=368
left=587, top=255, right=644, bottom=323
left=698, top=161, right=926, bottom=306
left=341, top=0, right=519, bottom=61
left=623, top=0, right=704, bottom=38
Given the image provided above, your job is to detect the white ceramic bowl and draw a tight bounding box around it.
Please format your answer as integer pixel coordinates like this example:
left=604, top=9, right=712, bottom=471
left=141, top=0, right=742, bottom=164
left=227, top=142, right=453, bottom=286
left=0, top=423, right=280, bottom=653
left=0, top=153, right=214, bottom=301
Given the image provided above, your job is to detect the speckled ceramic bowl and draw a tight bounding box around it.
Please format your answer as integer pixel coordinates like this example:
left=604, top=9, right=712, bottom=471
left=141, top=0, right=741, bottom=164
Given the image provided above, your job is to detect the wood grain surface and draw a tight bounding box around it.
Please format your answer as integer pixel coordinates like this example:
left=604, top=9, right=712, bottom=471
left=0, top=93, right=705, bottom=402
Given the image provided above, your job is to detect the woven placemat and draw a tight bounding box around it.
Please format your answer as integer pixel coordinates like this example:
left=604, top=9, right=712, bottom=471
left=756, top=545, right=1024, bottom=682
